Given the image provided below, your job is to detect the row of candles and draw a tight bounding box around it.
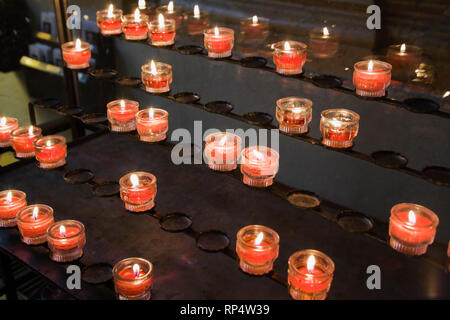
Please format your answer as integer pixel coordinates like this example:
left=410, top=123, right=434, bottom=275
left=0, top=181, right=441, bottom=299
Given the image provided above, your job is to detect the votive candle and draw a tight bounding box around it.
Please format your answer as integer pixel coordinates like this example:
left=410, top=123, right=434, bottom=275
left=135, top=108, right=169, bottom=142
left=240, top=15, right=269, bottom=42
left=47, top=220, right=86, bottom=262
left=309, top=27, right=338, bottom=58
left=122, top=8, right=149, bottom=40
left=34, top=135, right=67, bottom=169
left=148, top=14, right=176, bottom=46
left=320, top=109, right=359, bottom=149
left=17, top=204, right=54, bottom=245
left=0, top=116, right=19, bottom=147
left=107, top=99, right=139, bottom=132
left=276, top=97, right=312, bottom=134
left=120, top=172, right=157, bottom=212
left=240, top=146, right=279, bottom=188
left=96, top=4, right=123, bottom=35
left=353, top=60, right=392, bottom=97
left=204, top=132, right=241, bottom=171
left=141, top=60, right=172, bottom=93
left=204, top=27, right=234, bottom=58
left=387, top=44, right=422, bottom=80
left=113, top=257, right=153, bottom=300
left=61, top=38, right=91, bottom=69
left=156, top=1, right=184, bottom=26
left=10, top=125, right=42, bottom=158
left=0, top=190, right=27, bottom=227
left=273, top=41, right=307, bottom=75
left=186, top=5, right=209, bottom=35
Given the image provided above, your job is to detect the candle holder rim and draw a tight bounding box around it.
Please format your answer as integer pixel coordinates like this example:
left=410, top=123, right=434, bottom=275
left=0, top=117, right=18, bottom=127
left=309, top=28, right=337, bottom=39
left=141, top=61, right=172, bottom=73
left=47, top=220, right=85, bottom=240
left=354, top=60, right=392, bottom=73
left=204, top=26, right=234, bottom=36
left=113, top=257, right=153, bottom=281
left=390, top=203, right=439, bottom=228
left=33, top=135, right=66, bottom=149
left=188, top=10, right=210, bottom=19
left=96, top=8, right=123, bottom=15
left=205, top=131, right=242, bottom=144
left=272, top=40, right=307, bottom=52
left=61, top=40, right=90, bottom=51
left=149, top=17, right=176, bottom=27
left=119, top=172, right=157, bottom=189
left=106, top=99, right=140, bottom=110
left=236, top=225, right=280, bottom=249
left=288, top=249, right=335, bottom=276
left=387, top=44, right=423, bottom=54
left=122, top=12, right=150, bottom=22
left=10, top=126, right=42, bottom=138
left=320, top=108, right=360, bottom=123
left=241, top=146, right=280, bottom=162
left=136, top=108, right=169, bottom=121
left=17, top=204, right=54, bottom=223
left=240, top=16, right=269, bottom=25
left=276, top=97, right=313, bottom=110
left=0, top=190, right=26, bottom=204
left=156, top=4, right=184, bottom=13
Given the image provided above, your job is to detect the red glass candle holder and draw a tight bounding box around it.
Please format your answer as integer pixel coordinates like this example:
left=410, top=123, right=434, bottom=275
left=156, top=2, right=184, bottom=26
left=309, top=27, right=338, bottom=58
left=17, top=204, right=54, bottom=245
left=122, top=10, right=149, bottom=40
left=148, top=14, right=176, bottom=46
left=47, top=220, right=86, bottom=262
left=204, top=27, right=234, bottom=58
left=353, top=60, right=392, bottom=97
left=204, top=132, right=242, bottom=171
left=186, top=5, right=209, bottom=35
left=240, top=146, right=279, bottom=188
left=276, top=97, right=312, bottom=134
left=113, top=257, right=153, bottom=300
left=273, top=41, right=307, bottom=75
left=120, top=172, right=157, bottom=212
left=288, top=249, right=335, bottom=300
left=240, top=16, right=269, bottom=42
left=389, top=203, right=439, bottom=256
left=107, top=99, right=139, bottom=132
left=0, top=116, right=19, bottom=147
left=96, top=6, right=123, bottom=35
left=10, top=126, right=42, bottom=158
left=141, top=61, right=172, bottom=93
left=387, top=44, right=422, bottom=80
left=135, top=108, right=169, bottom=142
left=320, top=109, right=359, bottom=149
left=61, top=39, right=91, bottom=69
left=34, top=135, right=67, bottom=169
left=0, top=190, right=27, bottom=227
left=236, top=225, right=279, bottom=275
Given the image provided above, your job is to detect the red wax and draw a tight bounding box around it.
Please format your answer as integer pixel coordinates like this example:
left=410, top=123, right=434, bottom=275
left=187, top=20, right=208, bottom=34
left=35, top=144, right=66, bottom=163
left=209, top=37, right=232, bottom=53
left=136, top=117, right=168, bottom=133
left=19, top=214, right=53, bottom=237
left=390, top=212, right=434, bottom=243
left=289, top=267, right=329, bottom=293
left=150, top=30, right=175, bottom=42
left=323, top=128, right=356, bottom=142
left=0, top=131, right=9, bottom=141
left=210, top=146, right=238, bottom=163
left=116, top=267, right=152, bottom=296
left=51, top=227, right=80, bottom=250
left=353, top=70, right=391, bottom=92
left=12, top=133, right=38, bottom=153
left=109, top=104, right=138, bottom=122
left=236, top=240, right=277, bottom=263
left=123, top=23, right=148, bottom=37
left=99, top=18, right=121, bottom=32
left=283, top=113, right=311, bottom=126
left=0, top=197, right=24, bottom=218
left=127, top=188, right=155, bottom=203
left=62, top=49, right=91, bottom=66
left=142, top=75, right=171, bottom=89
left=274, top=52, right=305, bottom=70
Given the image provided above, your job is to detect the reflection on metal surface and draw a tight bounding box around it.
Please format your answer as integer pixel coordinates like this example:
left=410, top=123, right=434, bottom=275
left=19, top=56, right=63, bottom=76
left=412, top=63, right=434, bottom=85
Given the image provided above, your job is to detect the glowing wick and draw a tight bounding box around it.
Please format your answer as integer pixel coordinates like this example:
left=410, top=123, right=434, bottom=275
left=214, top=26, right=219, bottom=36
left=120, top=99, right=126, bottom=110
left=130, top=174, right=140, bottom=187
left=400, top=43, right=406, bottom=53
left=254, top=232, right=264, bottom=245
left=194, top=5, right=200, bottom=18
left=252, top=149, right=265, bottom=162
left=150, top=60, right=157, bottom=75
left=138, top=0, right=146, bottom=10
left=46, top=140, right=52, bottom=147
left=75, top=38, right=82, bottom=50
left=0, top=117, right=6, bottom=126
left=368, top=60, right=374, bottom=72
left=168, top=1, right=174, bottom=14
left=133, top=264, right=140, bottom=277
left=218, top=135, right=227, bottom=145
left=323, top=27, right=329, bottom=37
left=252, top=15, right=258, bottom=25
left=284, top=41, right=291, bottom=51
left=6, top=191, right=12, bottom=203
left=306, top=255, right=316, bottom=272
left=158, top=13, right=165, bottom=29
left=32, top=206, right=39, bottom=220
left=149, top=108, right=155, bottom=120
left=134, top=8, right=141, bottom=22
left=28, top=126, right=34, bottom=135
left=107, top=4, right=114, bottom=18
left=59, top=225, right=66, bottom=237
left=408, top=210, right=416, bottom=225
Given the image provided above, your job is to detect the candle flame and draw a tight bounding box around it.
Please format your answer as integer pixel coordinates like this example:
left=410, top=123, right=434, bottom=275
left=194, top=5, right=200, bottom=18
left=138, top=0, right=146, bottom=10
left=408, top=210, right=416, bottom=225
left=400, top=43, right=406, bottom=53
left=168, top=1, right=174, bottom=13
left=28, top=126, right=34, bottom=135
left=120, top=99, right=126, bottom=109
left=6, top=191, right=12, bottom=202
left=149, top=108, right=155, bottom=119
left=323, top=27, right=329, bottom=36
left=252, top=15, right=258, bottom=24
left=46, top=140, right=52, bottom=147
left=133, top=264, right=140, bottom=277
left=306, top=255, right=316, bottom=272
left=254, top=232, right=264, bottom=245
left=130, top=174, right=140, bottom=187
left=0, top=117, right=6, bottom=126
left=368, top=60, right=374, bottom=72
left=150, top=60, right=157, bottom=75
left=32, top=206, right=39, bottom=219
left=330, top=119, right=342, bottom=128
left=284, top=41, right=290, bottom=51
left=75, top=38, right=82, bottom=50
left=218, top=135, right=227, bottom=145
left=59, top=225, right=66, bottom=237
left=214, top=26, right=219, bottom=36
left=252, top=149, right=264, bottom=161
left=158, top=13, right=165, bottom=29
left=442, top=91, right=449, bottom=98
left=134, top=8, right=141, bottom=22
left=107, top=4, right=114, bottom=18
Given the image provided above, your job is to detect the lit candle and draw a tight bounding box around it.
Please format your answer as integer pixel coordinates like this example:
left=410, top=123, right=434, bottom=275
left=186, top=4, right=209, bottom=35
left=141, top=60, right=172, bottom=93
left=17, top=204, right=54, bottom=245
left=236, top=225, right=279, bottom=275
left=386, top=43, right=422, bottom=80
left=96, top=4, right=123, bottom=35
left=119, top=172, right=157, bottom=212
left=156, top=1, right=183, bottom=26
left=240, top=146, right=279, bottom=187
left=113, top=257, right=153, bottom=300
left=122, top=8, right=149, bottom=40
left=276, top=97, right=313, bottom=134
left=204, top=26, right=234, bottom=58
left=34, top=135, right=67, bottom=169
left=288, top=250, right=335, bottom=300
left=320, top=109, right=359, bottom=148
left=0, top=116, right=19, bottom=147
left=389, top=203, right=439, bottom=255
left=353, top=59, right=392, bottom=97
left=309, top=27, right=338, bottom=58
left=272, top=40, right=308, bottom=75
left=240, top=15, right=269, bottom=42
left=204, top=132, right=242, bottom=171
left=61, top=38, right=91, bottom=69
left=107, top=99, right=139, bottom=132
left=148, top=13, right=176, bottom=46
left=47, top=220, right=86, bottom=262
left=135, top=108, right=169, bottom=142
left=10, top=125, right=42, bottom=158
left=0, top=190, right=27, bottom=227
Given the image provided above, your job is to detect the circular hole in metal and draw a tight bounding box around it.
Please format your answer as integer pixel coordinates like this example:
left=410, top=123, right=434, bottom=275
left=240, top=56, right=267, bottom=68
left=204, top=101, right=234, bottom=114
left=88, top=69, right=119, bottom=79
left=116, top=76, right=142, bottom=87
left=403, top=98, right=440, bottom=113
left=57, top=105, right=84, bottom=116
left=371, top=151, right=408, bottom=169
left=81, top=113, right=108, bottom=125
left=39, top=283, right=74, bottom=300
left=337, top=211, right=374, bottom=233
left=311, top=75, right=343, bottom=88
left=92, top=181, right=120, bottom=197
left=160, top=213, right=193, bottom=232
left=243, top=112, right=273, bottom=125
left=173, top=92, right=201, bottom=104
left=82, top=263, right=113, bottom=284
left=177, top=45, right=206, bottom=55
left=63, top=169, right=94, bottom=184
left=196, top=230, right=230, bottom=252
left=422, top=166, right=450, bottom=186
left=31, top=98, right=61, bottom=109
left=177, top=143, right=202, bottom=159
left=287, top=191, right=321, bottom=209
